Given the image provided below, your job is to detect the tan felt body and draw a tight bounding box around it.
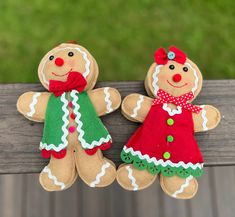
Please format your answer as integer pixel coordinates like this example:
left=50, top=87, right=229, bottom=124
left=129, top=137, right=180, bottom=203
left=17, top=88, right=121, bottom=191
left=117, top=57, right=221, bottom=199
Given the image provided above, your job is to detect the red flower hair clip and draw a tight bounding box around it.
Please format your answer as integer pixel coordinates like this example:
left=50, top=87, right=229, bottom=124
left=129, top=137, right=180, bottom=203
left=154, top=46, right=187, bottom=65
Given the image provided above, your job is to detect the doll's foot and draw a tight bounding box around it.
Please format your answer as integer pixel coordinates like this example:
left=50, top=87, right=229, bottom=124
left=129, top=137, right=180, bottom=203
left=39, top=149, right=77, bottom=191
left=116, top=164, right=157, bottom=191
left=75, top=149, right=116, bottom=187
left=160, top=174, right=198, bottom=199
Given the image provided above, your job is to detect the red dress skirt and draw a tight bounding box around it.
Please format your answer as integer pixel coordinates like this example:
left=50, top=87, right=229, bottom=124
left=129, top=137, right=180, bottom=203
left=121, top=103, right=204, bottom=178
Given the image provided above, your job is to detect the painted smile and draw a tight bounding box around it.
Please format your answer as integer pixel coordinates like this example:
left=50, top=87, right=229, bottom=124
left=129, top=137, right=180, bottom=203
left=52, top=68, right=73, bottom=77
left=167, top=80, right=188, bottom=88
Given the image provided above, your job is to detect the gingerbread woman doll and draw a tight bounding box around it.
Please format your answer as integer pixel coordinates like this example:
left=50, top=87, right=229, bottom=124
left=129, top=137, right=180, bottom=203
left=17, top=42, right=121, bottom=191
left=117, top=46, right=221, bottom=199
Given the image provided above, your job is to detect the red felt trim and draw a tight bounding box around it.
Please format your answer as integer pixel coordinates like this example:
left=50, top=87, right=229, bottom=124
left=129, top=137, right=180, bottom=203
left=85, top=141, right=111, bottom=155
left=41, top=149, right=67, bottom=159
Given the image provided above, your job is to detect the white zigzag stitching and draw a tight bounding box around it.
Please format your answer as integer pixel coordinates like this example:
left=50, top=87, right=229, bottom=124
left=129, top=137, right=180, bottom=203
left=104, top=87, right=113, bottom=113
left=71, top=90, right=112, bottom=149
left=27, top=92, right=41, bottom=117
left=90, top=162, right=110, bottom=187
left=172, top=175, right=193, bottom=198
left=200, top=105, right=208, bottom=131
left=39, top=93, right=69, bottom=152
left=131, top=95, right=144, bottom=118
left=123, top=146, right=204, bottom=170
left=42, top=166, right=65, bottom=190
left=152, top=65, right=162, bottom=96
left=126, top=166, right=139, bottom=191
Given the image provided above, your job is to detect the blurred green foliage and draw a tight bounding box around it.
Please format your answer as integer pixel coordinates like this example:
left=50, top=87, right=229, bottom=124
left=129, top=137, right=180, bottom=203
left=0, top=0, right=235, bottom=82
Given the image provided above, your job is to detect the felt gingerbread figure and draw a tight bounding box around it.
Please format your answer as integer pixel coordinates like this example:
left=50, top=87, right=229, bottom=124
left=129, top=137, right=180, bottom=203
left=17, top=42, right=121, bottom=191
left=117, top=46, right=221, bottom=199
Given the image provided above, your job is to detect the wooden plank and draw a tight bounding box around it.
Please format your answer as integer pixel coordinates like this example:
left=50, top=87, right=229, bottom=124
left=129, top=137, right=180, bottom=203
left=0, top=80, right=234, bottom=173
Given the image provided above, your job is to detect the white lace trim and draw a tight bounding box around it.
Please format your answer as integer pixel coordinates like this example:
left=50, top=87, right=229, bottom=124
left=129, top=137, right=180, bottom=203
left=27, top=92, right=41, bottom=117
left=42, top=166, right=65, bottom=190
left=126, top=166, right=139, bottom=191
left=172, top=175, right=193, bottom=198
left=162, top=103, right=182, bottom=116
left=123, top=146, right=204, bottom=170
left=104, top=87, right=113, bottom=113
left=200, top=105, right=208, bottom=131
left=131, top=95, right=144, bottom=118
left=90, top=162, right=110, bottom=187
left=40, top=93, right=69, bottom=152
left=71, top=90, right=112, bottom=149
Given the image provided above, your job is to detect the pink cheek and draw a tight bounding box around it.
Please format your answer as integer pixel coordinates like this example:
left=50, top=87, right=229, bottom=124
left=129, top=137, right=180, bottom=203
left=158, top=74, right=169, bottom=81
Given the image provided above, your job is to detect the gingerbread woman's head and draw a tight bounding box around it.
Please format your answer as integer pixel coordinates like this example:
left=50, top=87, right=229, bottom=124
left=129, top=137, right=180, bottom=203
left=145, top=46, right=203, bottom=100
left=38, top=42, right=99, bottom=92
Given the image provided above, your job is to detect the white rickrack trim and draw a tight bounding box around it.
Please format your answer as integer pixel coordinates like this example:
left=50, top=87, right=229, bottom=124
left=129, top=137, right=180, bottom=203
left=162, top=103, right=182, bottom=116
left=39, top=46, right=91, bottom=85
left=131, top=95, right=144, bottom=118
left=42, top=166, right=65, bottom=190
left=27, top=92, right=41, bottom=117
left=200, top=105, right=208, bottom=131
left=123, top=146, right=204, bottom=170
left=186, top=62, right=199, bottom=94
left=126, top=166, right=139, bottom=191
left=104, top=87, right=113, bottom=113
left=152, top=65, right=163, bottom=96
left=71, top=90, right=112, bottom=149
left=40, top=93, right=69, bottom=152
left=172, top=175, right=193, bottom=198
left=90, top=162, right=110, bottom=187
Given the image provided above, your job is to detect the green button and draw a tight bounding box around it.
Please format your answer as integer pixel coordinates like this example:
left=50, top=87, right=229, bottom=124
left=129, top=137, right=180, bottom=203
left=167, top=135, right=174, bottom=142
left=167, top=118, right=174, bottom=126
left=163, top=152, right=171, bottom=159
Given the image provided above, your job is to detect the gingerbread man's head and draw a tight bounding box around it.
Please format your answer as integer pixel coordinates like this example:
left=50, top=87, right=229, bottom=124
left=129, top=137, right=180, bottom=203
left=145, top=46, right=203, bottom=100
left=38, top=42, right=99, bottom=92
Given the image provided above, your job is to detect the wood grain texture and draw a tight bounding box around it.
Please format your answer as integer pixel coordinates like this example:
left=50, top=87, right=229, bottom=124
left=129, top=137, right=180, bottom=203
left=0, top=80, right=234, bottom=173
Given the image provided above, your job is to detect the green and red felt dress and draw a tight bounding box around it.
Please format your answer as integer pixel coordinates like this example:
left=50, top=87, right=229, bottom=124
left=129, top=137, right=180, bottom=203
left=40, top=72, right=111, bottom=159
left=121, top=89, right=204, bottom=178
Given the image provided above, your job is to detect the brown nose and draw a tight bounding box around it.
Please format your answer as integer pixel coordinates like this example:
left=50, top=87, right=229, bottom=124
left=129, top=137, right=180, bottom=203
left=172, top=74, right=182, bottom=82
left=55, top=57, right=64, bottom=67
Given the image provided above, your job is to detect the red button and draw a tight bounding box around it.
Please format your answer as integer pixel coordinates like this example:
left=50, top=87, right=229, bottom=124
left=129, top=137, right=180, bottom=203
left=68, top=102, right=73, bottom=108
left=70, top=113, right=76, bottom=120
left=68, top=126, right=76, bottom=133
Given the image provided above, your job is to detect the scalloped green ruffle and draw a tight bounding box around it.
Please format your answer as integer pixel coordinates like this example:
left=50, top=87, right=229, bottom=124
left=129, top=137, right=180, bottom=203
left=121, top=150, right=203, bottom=178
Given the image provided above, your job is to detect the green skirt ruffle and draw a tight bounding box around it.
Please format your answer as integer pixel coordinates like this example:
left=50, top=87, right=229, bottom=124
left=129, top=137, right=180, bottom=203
left=121, top=150, right=203, bottom=178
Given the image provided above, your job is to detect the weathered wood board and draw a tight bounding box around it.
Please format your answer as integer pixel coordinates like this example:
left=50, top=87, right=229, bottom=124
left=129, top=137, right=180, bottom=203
left=0, top=80, right=234, bottom=173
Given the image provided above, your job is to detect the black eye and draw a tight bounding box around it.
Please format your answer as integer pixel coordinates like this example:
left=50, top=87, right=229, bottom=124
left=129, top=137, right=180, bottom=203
left=183, top=67, right=188, bottom=72
left=68, top=52, right=74, bottom=57
left=169, top=65, right=175, bottom=70
left=49, top=55, right=54, bottom=61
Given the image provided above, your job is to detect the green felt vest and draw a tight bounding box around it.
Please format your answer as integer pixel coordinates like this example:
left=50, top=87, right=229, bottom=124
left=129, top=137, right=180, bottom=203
left=40, top=90, right=111, bottom=152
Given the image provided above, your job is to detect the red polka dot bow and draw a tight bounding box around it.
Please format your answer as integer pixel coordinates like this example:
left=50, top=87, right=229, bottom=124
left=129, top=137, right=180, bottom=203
left=153, top=89, right=202, bottom=113
left=154, top=46, right=186, bottom=65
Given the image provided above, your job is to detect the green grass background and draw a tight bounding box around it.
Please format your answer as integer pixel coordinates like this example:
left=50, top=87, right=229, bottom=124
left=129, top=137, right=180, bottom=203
left=0, top=0, right=235, bottom=82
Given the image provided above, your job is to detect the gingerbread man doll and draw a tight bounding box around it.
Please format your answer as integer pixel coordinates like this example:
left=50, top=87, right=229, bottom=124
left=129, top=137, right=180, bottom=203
left=17, top=42, right=121, bottom=191
left=117, top=46, right=221, bottom=199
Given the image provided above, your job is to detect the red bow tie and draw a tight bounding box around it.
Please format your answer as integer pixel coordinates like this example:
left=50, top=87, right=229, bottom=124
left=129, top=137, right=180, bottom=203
left=49, top=72, right=87, bottom=97
left=153, top=89, right=202, bottom=113
left=154, top=46, right=186, bottom=65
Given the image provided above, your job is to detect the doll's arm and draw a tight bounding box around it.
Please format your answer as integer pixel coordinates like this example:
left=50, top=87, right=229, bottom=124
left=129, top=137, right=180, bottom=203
left=193, top=105, right=221, bottom=132
left=17, top=92, right=51, bottom=122
left=88, top=87, right=121, bottom=116
left=121, top=93, right=153, bottom=123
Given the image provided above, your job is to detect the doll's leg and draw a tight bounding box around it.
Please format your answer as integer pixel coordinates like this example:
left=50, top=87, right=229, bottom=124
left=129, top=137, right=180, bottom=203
left=159, top=174, right=198, bottom=199
left=116, top=164, right=157, bottom=191
left=75, top=145, right=116, bottom=187
left=39, top=145, right=77, bottom=191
